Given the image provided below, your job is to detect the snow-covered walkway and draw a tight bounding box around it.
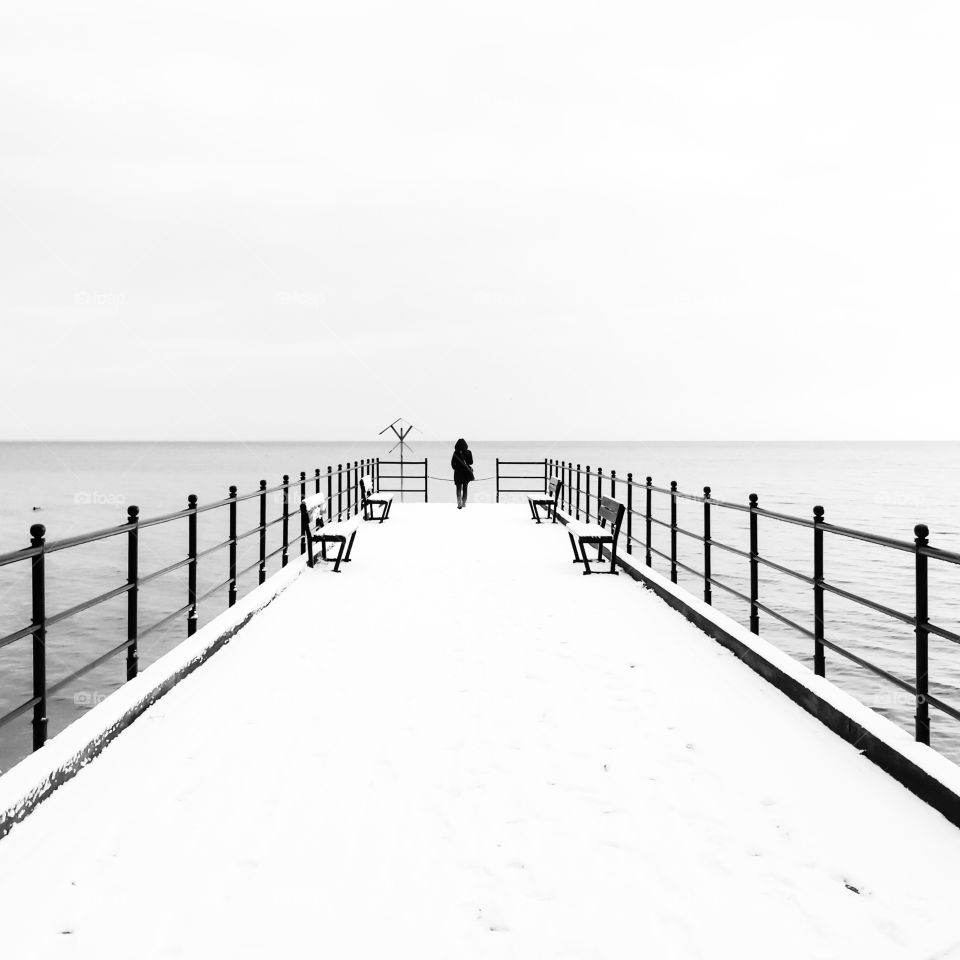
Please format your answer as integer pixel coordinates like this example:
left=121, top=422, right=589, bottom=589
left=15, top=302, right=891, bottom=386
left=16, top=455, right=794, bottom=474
left=1, top=504, right=960, bottom=959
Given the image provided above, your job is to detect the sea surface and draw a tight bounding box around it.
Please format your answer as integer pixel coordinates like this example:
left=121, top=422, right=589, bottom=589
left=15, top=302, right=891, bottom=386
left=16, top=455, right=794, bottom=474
left=1, top=441, right=959, bottom=772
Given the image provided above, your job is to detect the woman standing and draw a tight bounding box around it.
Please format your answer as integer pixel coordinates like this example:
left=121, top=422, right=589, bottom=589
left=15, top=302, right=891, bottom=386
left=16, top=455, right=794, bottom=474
left=451, top=438, right=474, bottom=509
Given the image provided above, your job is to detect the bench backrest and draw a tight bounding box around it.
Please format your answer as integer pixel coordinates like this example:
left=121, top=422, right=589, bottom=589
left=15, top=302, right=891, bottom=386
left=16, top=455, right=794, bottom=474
left=598, top=496, right=625, bottom=538
left=360, top=476, right=374, bottom=503
left=548, top=477, right=563, bottom=503
left=301, top=493, right=327, bottom=532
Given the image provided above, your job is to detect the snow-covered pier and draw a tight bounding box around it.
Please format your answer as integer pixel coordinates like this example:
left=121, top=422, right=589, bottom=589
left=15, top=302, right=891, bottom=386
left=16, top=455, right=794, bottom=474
left=2, top=504, right=960, bottom=958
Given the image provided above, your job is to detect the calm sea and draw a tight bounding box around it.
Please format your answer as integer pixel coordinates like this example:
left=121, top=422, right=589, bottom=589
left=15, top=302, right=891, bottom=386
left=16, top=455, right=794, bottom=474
left=1, top=441, right=959, bottom=771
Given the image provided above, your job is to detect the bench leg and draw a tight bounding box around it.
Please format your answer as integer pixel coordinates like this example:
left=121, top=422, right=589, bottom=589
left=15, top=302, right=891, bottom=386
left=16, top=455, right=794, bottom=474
left=580, top=538, right=593, bottom=575
left=532, top=502, right=541, bottom=523
left=551, top=503, right=558, bottom=523
left=568, top=532, right=584, bottom=564
left=610, top=542, right=619, bottom=575
left=306, top=536, right=315, bottom=569
left=344, top=530, right=357, bottom=562
left=331, top=537, right=346, bottom=573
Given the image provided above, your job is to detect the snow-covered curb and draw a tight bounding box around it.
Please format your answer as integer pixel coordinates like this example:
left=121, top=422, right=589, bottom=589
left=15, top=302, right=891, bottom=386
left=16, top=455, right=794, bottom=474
left=599, top=542, right=960, bottom=826
left=0, top=557, right=308, bottom=840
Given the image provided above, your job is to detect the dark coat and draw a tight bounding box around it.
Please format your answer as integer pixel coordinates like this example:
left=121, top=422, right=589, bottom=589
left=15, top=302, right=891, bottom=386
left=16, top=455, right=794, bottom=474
left=451, top=448, right=474, bottom=484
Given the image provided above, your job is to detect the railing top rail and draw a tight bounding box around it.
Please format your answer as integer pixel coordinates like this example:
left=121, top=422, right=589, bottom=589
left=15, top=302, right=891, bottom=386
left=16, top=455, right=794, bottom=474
left=921, top=542, right=960, bottom=565
left=44, top=520, right=139, bottom=553
left=611, top=475, right=933, bottom=557
left=25, top=470, right=370, bottom=554
left=0, top=543, right=42, bottom=568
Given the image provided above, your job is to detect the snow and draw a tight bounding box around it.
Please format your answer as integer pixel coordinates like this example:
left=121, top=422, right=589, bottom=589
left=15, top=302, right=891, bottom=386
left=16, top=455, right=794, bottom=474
left=1, top=503, right=960, bottom=959
left=0, top=554, right=307, bottom=837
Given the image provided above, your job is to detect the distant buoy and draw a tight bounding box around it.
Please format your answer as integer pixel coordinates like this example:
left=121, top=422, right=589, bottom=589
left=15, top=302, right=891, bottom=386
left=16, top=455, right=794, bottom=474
left=32, top=506, right=42, bottom=511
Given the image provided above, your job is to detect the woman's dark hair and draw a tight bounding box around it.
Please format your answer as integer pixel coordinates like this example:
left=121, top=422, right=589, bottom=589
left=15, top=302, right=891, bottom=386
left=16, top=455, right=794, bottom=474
left=455, top=438, right=468, bottom=452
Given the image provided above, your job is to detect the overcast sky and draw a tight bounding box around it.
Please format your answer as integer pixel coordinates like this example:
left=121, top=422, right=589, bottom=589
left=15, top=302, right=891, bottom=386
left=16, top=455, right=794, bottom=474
left=1, top=1, right=958, bottom=441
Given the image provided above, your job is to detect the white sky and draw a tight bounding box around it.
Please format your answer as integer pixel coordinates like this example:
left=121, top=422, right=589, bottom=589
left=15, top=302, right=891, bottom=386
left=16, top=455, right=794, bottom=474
left=1, top=1, right=958, bottom=440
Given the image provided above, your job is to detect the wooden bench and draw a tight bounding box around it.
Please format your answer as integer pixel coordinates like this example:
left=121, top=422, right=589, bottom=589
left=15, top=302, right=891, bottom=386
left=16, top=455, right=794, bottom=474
left=359, top=475, right=393, bottom=522
left=564, top=495, right=625, bottom=575
left=300, top=493, right=361, bottom=572
left=528, top=478, right=563, bottom=523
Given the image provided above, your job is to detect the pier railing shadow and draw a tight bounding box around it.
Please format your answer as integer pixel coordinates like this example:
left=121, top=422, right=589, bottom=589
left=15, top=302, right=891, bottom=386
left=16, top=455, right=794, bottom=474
left=0, top=458, right=400, bottom=767
left=544, top=458, right=958, bottom=753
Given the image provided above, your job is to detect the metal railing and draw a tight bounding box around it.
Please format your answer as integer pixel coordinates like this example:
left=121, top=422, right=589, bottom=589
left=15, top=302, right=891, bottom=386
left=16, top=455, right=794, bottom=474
left=377, top=459, right=428, bottom=501
left=0, top=457, right=383, bottom=763
left=543, top=458, right=960, bottom=751
left=495, top=459, right=547, bottom=502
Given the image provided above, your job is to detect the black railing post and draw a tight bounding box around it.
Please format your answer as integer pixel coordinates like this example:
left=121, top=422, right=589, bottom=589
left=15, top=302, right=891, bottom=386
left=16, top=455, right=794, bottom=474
left=610, top=469, right=616, bottom=501
left=496, top=458, right=500, bottom=503
left=354, top=461, right=359, bottom=513
left=30, top=523, right=47, bottom=751
left=337, top=464, right=343, bottom=520
left=813, top=505, right=825, bottom=676
left=567, top=462, right=572, bottom=514
left=544, top=459, right=548, bottom=494
left=597, top=467, right=604, bottom=513
left=187, top=494, right=198, bottom=636
left=126, top=505, right=140, bottom=679
left=703, top=487, right=712, bottom=605
left=375, top=457, right=380, bottom=493
left=258, top=480, right=267, bottom=584
left=281, top=475, right=290, bottom=567
left=915, top=523, right=931, bottom=745
left=228, top=487, right=238, bottom=608
left=315, top=468, right=321, bottom=496
left=585, top=466, right=591, bottom=522
left=749, top=493, right=760, bottom=635
left=424, top=458, right=429, bottom=502
left=576, top=464, right=581, bottom=520
left=670, top=481, right=678, bottom=583
left=346, top=464, right=352, bottom=517
left=300, top=472, right=307, bottom=555
left=327, top=466, right=333, bottom=521
left=626, top=473, right=633, bottom=555
left=645, top=477, right=652, bottom=567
